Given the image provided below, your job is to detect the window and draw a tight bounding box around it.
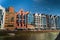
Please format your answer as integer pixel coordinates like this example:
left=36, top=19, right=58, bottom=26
left=20, top=15, right=22, bottom=19
left=0, top=10, right=2, bottom=21
left=1, top=15, right=3, bottom=20
left=16, top=20, right=19, bottom=23
left=41, top=17, right=46, bottom=25
left=0, top=10, right=2, bottom=15
left=11, top=17, right=14, bottom=22
left=21, top=24, right=22, bottom=27
left=20, top=20, right=22, bottom=23
left=17, top=23, right=19, bottom=26
left=7, top=25, right=14, bottom=27
left=24, top=15, right=26, bottom=19
left=24, top=24, right=25, bottom=26
left=24, top=20, right=25, bottom=24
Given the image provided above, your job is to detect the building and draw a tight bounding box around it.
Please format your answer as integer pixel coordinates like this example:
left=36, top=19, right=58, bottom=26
left=0, top=5, right=59, bottom=30
left=46, top=15, right=50, bottom=29
left=40, top=14, right=47, bottom=30
left=55, top=16, right=60, bottom=29
left=46, top=15, right=56, bottom=30
left=27, top=14, right=35, bottom=30
left=33, top=13, right=40, bottom=30
left=28, top=14, right=34, bottom=24
left=33, top=13, right=60, bottom=30
left=33, top=13, right=47, bottom=30
left=4, top=7, right=15, bottom=30
left=0, top=5, right=5, bottom=29
left=15, top=9, right=29, bottom=29
left=46, top=15, right=57, bottom=30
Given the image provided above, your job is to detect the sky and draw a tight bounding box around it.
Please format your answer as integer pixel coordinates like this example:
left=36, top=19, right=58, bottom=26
left=0, top=0, right=60, bottom=15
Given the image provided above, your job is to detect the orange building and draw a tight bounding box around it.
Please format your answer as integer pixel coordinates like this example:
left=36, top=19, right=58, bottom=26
left=4, top=7, right=15, bottom=30
left=15, top=9, right=29, bottom=29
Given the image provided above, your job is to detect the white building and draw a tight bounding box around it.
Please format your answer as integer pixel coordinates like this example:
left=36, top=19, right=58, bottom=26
left=33, top=13, right=47, bottom=30
left=50, top=15, right=57, bottom=30
left=0, top=5, right=5, bottom=29
left=39, top=14, right=47, bottom=29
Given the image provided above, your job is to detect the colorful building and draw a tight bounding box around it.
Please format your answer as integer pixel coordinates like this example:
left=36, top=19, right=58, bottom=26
left=55, top=16, right=60, bottom=29
left=50, top=15, right=57, bottom=30
left=28, top=14, right=34, bottom=24
left=15, top=9, right=29, bottom=29
left=4, top=7, right=15, bottom=30
left=28, top=14, right=35, bottom=30
left=33, top=13, right=40, bottom=29
left=46, top=15, right=51, bottom=29
left=33, top=13, right=60, bottom=30
left=0, top=5, right=60, bottom=30
left=33, top=13, right=47, bottom=30
left=0, top=5, right=5, bottom=29
left=46, top=15, right=57, bottom=30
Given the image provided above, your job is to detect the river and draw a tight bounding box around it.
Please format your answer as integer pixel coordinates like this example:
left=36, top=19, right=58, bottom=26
left=0, top=31, right=59, bottom=40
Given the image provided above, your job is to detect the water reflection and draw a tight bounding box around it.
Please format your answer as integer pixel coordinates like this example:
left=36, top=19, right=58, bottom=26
left=0, top=32, right=59, bottom=40
left=28, top=32, right=59, bottom=40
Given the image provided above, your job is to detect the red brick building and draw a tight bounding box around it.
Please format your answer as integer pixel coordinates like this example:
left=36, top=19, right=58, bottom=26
left=15, top=9, right=29, bottom=29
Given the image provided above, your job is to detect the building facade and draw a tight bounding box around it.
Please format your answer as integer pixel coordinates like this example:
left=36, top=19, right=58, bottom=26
left=15, top=9, right=29, bottom=29
left=0, top=5, right=59, bottom=30
left=46, top=15, right=56, bottom=30
left=28, top=14, right=34, bottom=24
left=33, top=13, right=47, bottom=30
left=4, top=7, right=15, bottom=30
left=50, top=15, right=57, bottom=30
left=55, top=16, right=60, bottom=29
left=40, top=14, right=47, bottom=29
left=33, top=13, right=40, bottom=29
left=33, top=13, right=60, bottom=30
left=0, top=5, right=5, bottom=29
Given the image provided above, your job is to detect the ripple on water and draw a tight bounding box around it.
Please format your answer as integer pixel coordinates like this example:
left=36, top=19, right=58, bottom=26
left=0, top=32, right=59, bottom=40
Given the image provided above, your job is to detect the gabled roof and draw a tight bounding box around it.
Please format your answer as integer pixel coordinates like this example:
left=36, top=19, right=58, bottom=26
left=0, top=5, right=5, bottom=9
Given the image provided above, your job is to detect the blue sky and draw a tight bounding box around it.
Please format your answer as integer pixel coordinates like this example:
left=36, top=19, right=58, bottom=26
left=0, top=0, right=60, bottom=15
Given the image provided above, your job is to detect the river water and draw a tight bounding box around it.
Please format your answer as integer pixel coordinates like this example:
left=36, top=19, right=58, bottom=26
left=0, top=32, right=59, bottom=40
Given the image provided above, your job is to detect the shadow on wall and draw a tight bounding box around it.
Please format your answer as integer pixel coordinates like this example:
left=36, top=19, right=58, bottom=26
left=55, top=32, right=60, bottom=40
